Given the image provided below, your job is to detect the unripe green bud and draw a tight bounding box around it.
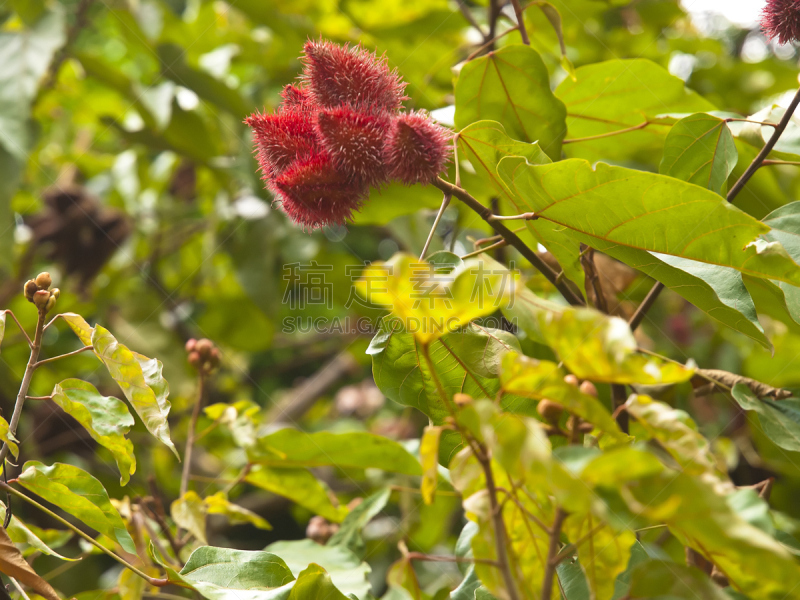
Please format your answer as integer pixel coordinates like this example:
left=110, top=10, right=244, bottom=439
left=33, top=290, right=50, bottom=309
left=51, top=288, right=60, bottom=299
left=35, top=272, right=52, bottom=290
left=45, top=294, right=56, bottom=312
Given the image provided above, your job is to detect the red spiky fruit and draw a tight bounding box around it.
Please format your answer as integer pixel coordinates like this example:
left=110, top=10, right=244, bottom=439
left=245, top=111, right=320, bottom=178
left=316, top=107, right=391, bottom=186
left=273, top=155, right=368, bottom=229
left=384, top=111, right=452, bottom=185
left=280, top=84, right=315, bottom=112
left=761, top=0, right=800, bottom=44
left=302, top=39, right=407, bottom=112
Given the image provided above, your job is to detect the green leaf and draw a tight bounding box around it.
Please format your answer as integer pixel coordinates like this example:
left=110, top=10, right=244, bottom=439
left=356, top=253, right=517, bottom=344
left=626, top=395, right=727, bottom=482
left=659, top=113, right=737, bottom=196
left=497, top=157, right=800, bottom=286
left=457, top=121, right=585, bottom=297
left=369, top=321, right=520, bottom=434
left=593, top=248, right=771, bottom=350
left=627, top=561, right=729, bottom=599
left=91, top=326, right=178, bottom=457
left=500, top=352, right=625, bottom=440
left=17, top=461, right=137, bottom=555
left=60, top=312, right=93, bottom=346
left=731, top=383, right=800, bottom=452
left=51, top=379, right=136, bottom=485
left=288, top=564, right=349, bottom=600
left=0, top=504, right=74, bottom=561
left=454, top=45, right=567, bottom=160
left=0, top=8, right=65, bottom=159
left=563, top=514, right=635, bottom=600
left=171, top=491, right=207, bottom=545
left=249, top=429, right=421, bottom=475
left=205, top=492, right=272, bottom=530
left=420, top=426, right=442, bottom=504
left=265, top=539, right=370, bottom=599
left=536, top=308, right=694, bottom=385
left=328, top=487, right=390, bottom=557
left=173, top=546, right=295, bottom=600
left=245, top=465, right=347, bottom=523
left=555, top=59, right=714, bottom=164
left=0, top=415, right=18, bottom=460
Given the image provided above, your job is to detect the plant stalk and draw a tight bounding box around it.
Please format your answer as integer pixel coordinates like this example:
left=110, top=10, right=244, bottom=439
left=180, top=373, right=207, bottom=498
left=432, top=177, right=584, bottom=307
left=0, top=309, right=46, bottom=464
left=541, top=507, right=567, bottom=600
left=0, top=482, right=167, bottom=587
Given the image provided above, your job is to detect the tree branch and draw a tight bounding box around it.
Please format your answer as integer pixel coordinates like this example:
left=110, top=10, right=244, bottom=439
left=432, top=178, right=585, bottom=307
left=2, top=311, right=32, bottom=349
left=34, top=345, right=93, bottom=368
left=541, top=507, right=567, bottom=600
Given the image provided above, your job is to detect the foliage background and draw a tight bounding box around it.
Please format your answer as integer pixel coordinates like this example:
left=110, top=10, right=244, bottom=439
left=3, top=0, right=800, bottom=598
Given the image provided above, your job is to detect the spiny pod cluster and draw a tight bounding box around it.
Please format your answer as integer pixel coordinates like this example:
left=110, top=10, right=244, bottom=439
left=185, top=338, right=221, bottom=375
left=761, top=0, right=800, bottom=45
left=245, top=40, right=452, bottom=230
left=23, top=272, right=59, bottom=314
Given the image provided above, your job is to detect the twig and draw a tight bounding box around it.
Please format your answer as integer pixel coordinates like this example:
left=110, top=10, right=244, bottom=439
left=695, top=369, right=791, bottom=399
left=9, top=577, right=31, bottom=600
left=465, top=26, right=519, bottom=62
left=552, top=521, right=606, bottom=566
left=510, top=0, right=530, bottom=44
left=2, top=312, right=32, bottom=348
left=461, top=240, right=508, bottom=259
left=456, top=0, right=488, bottom=39
left=579, top=244, right=608, bottom=313
left=488, top=212, right=538, bottom=222
left=0, top=309, right=46, bottom=463
left=432, top=177, right=584, bottom=307
left=0, top=482, right=167, bottom=587
left=420, top=194, right=452, bottom=260
left=180, top=373, right=206, bottom=498
left=407, top=552, right=498, bottom=566
left=146, top=477, right=183, bottom=559
left=541, top=507, right=567, bottom=600
left=612, top=384, right=629, bottom=433
left=628, top=282, right=664, bottom=331
left=728, top=86, right=800, bottom=202
left=472, top=441, right=521, bottom=600
left=760, top=159, right=800, bottom=167
left=33, top=345, right=93, bottom=368
left=725, top=118, right=777, bottom=127
left=563, top=122, right=649, bottom=144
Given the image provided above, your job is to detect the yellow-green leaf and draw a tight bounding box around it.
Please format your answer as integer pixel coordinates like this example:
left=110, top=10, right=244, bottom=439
left=420, top=426, right=442, bottom=505
left=171, top=491, right=207, bottom=544
left=51, top=379, right=136, bottom=485
left=204, top=492, right=271, bottom=530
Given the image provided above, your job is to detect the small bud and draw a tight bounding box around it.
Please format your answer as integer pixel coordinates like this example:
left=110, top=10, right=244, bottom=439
left=35, top=272, right=52, bottom=290
left=188, top=351, right=201, bottom=367
left=537, top=400, right=563, bottom=424
left=453, top=393, right=473, bottom=408
left=564, top=374, right=579, bottom=387
left=51, top=288, right=60, bottom=299
left=45, top=294, right=57, bottom=312
left=195, top=338, right=213, bottom=355
left=24, top=280, right=38, bottom=301
left=579, top=380, right=598, bottom=398
left=306, top=515, right=338, bottom=544
left=185, top=338, right=197, bottom=353
left=33, top=290, right=50, bottom=309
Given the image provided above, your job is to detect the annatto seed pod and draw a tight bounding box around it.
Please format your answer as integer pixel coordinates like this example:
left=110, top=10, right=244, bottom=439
left=24, top=280, right=38, bottom=301
left=35, top=272, right=52, bottom=290
left=384, top=111, right=452, bottom=185
left=33, top=290, right=51, bottom=309
left=537, top=399, right=564, bottom=424
left=185, top=338, right=197, bottom=353
left=579, top=380, right=598, bottom=398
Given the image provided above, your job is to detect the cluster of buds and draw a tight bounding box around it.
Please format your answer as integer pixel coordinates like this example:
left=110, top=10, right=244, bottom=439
left=185, top=338, right=220, bottom=374
left=306, top=515, right=339, bottom=544
left=538, top=375, right=598, bottom=437
left=23, top=272, right=59, bottom=313
left=245, top=39, right=452, bottom=230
